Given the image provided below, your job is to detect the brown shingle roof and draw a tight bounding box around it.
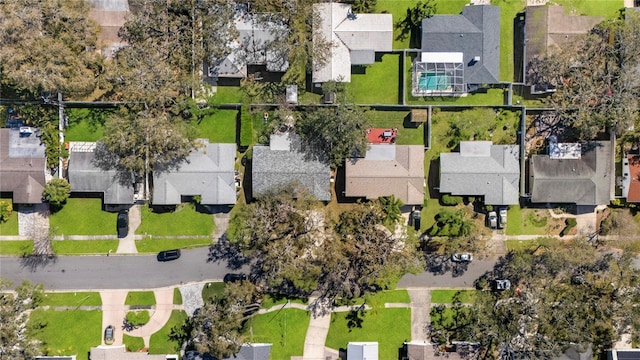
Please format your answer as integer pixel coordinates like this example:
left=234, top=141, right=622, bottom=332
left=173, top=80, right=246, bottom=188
left=0, top=129, right=46, bottom=204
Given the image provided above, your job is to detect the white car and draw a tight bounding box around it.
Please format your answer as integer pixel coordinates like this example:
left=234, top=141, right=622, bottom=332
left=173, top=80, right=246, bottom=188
left=452, top=252, right=473, bottom=262
left=495, top=279, right=511, bottom=291
left=488, top=211, right=498, bottom=229
left=498, top=208, right=507, bottom=229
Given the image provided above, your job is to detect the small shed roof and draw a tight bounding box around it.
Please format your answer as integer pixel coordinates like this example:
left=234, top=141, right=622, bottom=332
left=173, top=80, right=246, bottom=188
left=348, top=342, right=378, bottom=360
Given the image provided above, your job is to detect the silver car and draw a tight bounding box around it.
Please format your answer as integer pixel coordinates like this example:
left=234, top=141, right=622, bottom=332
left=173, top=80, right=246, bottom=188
left=498, top=208, right=507, bottom=229
left=488, top=211, right=498, bottom=229
left=452, top=252, right=473, bottom=262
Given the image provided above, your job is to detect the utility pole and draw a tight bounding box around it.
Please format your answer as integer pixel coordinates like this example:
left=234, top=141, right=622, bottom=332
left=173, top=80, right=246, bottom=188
left=57, top=92, right=64, bottom=179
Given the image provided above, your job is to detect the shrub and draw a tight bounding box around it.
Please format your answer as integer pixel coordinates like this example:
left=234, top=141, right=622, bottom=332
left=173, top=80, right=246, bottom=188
left=527, top=212, right=547, bottom=227
left=0, top=201, right=12, bottom=222
left=441, top=194, right=463, bottom=206
left=560, top=218, right=577, bottom=237
left=240, top=105, right=253, bottom=148
left=42, top=178, right=71, bottom=209
left=126, top=310, right=150, bottom=327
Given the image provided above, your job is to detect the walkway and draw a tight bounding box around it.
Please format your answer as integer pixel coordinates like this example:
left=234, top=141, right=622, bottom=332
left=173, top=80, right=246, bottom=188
left=302, top=297, right=333, bottom=360
left=18, top=203, right=51, bottom=254
left=407, top=288, right=431, bottom=342
left=116, top=204, right=141, bottom=254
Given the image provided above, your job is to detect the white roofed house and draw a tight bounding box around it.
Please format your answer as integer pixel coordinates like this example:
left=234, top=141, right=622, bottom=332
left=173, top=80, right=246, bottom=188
left=151, top=140, right=236, bottom=206
left=312, top=3, right=392, bottom=83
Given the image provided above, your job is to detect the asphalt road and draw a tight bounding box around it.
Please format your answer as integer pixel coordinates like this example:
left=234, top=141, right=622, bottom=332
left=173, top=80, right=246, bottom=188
left=398, top=258, right=496, bottom=289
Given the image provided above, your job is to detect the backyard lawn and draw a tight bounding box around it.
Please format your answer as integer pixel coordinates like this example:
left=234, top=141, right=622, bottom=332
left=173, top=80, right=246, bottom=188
left=326, top=307, right=411, bottom=359
left=367, top=110, right=424, bottom=145
left=64, top=108, right=109, bottom=142
left=41, top=292, right=102, bottom=307
left=0, top=240, right=33, bottom=256
left=346, top=53, right=400, bottom=104
left=246, top=308, right=310, bottom=360
left=136, top=203, right=214, bottom=236
left=0, top=197, right=18, bottom=235
left=125, top=291, right=156, bottom=306
left=212, top=86, right=244, bottom=104
left=49, top=198, right=117, bottom=236
left=28, top=309, right=101, bottom=360
left=149, top=310, right=188, bottom=355
left=135, top=237, right=212, bottom=253
left=52, top=240, right=119, bottom=255
left=197, top=110, right=237, bottom=143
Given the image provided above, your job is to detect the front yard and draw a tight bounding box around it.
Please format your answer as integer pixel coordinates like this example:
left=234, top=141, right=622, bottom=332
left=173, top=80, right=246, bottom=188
left=28, top=309, right=101, bottom=360
left=49, top=198, right=117, bottom=236
left=505, top=206, right=565, bottom=236
left=0, top=197, right=19, bottom=235
left=135, top=237, right=212, bottom=253
left=0, top=240, right=33, bottom=255
left=136, top=203, right=215, bottom=236
left=245, top=308, right=310, bottom=360
left=52, top=240, right=119, bottom=255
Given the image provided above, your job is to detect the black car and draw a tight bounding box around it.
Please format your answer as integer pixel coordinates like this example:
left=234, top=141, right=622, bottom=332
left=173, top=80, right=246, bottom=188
left=223, top=273, right=247, bottom=283
left=157, top=249, right=181, bottom=262
left=117, top=210, right=129, bottom=238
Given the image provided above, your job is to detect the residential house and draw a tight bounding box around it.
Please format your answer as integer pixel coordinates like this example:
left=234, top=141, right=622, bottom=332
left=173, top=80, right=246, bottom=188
left=67, top=142, right=134, bottom=208
left=606, top=349, right=640, bottom=360
left=252, top=133, right=331, bottom=201
left=529, top=140, right=613, bottom=207
left=36, top=357, right=77, bottom=360
left=622, top=154, right=640, bottom=202
left=209, top=6, right=288, bottom=79
left=347, top=342, right=378, bottom=360
left=345, top=145, right=425, bottom=205
left=87, top=0, right=129, bottom=58
left=152, top=140, right=236, bottom=206
left=89, top=345, right=177, bottom=359
left=523, top=6, right=603, bottom=93
left=413, top=5, right=500, bottom=97
left=184, top=343, right=272, bottom=360
left=403, top=342, right=468, bottom=360
left=439, top=141, right=520, bottom=206
left=312, top=3, right=392, bottom=83
left=0, top=128, right=46, bottom=204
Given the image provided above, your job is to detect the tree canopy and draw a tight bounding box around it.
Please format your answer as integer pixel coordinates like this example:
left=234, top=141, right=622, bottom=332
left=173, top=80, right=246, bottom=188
left=225, top=188, right=422, bottom=300
left=532, top=13, right=640, bottom=140
left=0, top=280, right=45, bottom=360
left=0, top=0, right=102, bottom=97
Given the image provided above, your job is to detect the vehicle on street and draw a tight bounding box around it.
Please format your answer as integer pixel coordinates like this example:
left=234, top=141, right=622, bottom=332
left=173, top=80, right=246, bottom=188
left=452, top=252, right=473, bottom=262
left=157, top=249, right=181, bottom=262
left=104, top=325, right=114, bottom=345
left=117, top=210, right=129, bottom=238
left=487, top=211, right=498, bottom=229
left=495, top=279, right=511, bottom=291
left=498, top=208, right=507, bottom=229
left=223, top=273, right=247, bottom=283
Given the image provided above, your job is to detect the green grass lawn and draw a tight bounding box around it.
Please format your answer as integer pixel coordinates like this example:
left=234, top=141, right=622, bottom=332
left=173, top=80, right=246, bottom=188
left=52, top=240, right=119, bottom=255
left=364, top=290, right=410, bottom=307
left=173, top=288, right=183, bottom=305
left=326, top=308, right=411, bottom=359
left=28, top=309, right=101, bottom=360
left=554, top=0, right=623, bottom=18
left=505, top=206, right=553, bottom=236
left=505, top=239, right=545, bottom=252
left=430, top=290, right=476, bottom=304
left=41, top=292, right=102, bottom=307
left=149, top=310, right=188, bottom=354
left=0, top=240, right=34, bottom=256
left=123, top=334, right=146, bottom=352
left=246, top=309, right=310, bottom=359
left=492, top=0, right=524, bottom=82
left=261, top=294, right=308, bottom=309
left=65, top=108, right=110, bottom=142
left=202, top=282, right=225, bottom=302
left=49, top=198, right=117, bottom=235
left=126, top=310, right=151, bottom=326
left=367, top=110, right=424, bottom=145
left=125, top=291, right=156, bottom=306
left=346, top=54, right=400, bottom=104
left=136, top=203, right=214, bottom=236
left=197, top=110, right=237, bottom=143
left=135, top=237, right=212, bottom=253
left=213, top=86, right=244, bottom=104
left=0, top=197, right=19, bottom=235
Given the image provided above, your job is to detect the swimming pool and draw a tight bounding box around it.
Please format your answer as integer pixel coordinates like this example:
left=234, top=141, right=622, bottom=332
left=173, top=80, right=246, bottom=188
left=418, top=71, right=451, bottom=91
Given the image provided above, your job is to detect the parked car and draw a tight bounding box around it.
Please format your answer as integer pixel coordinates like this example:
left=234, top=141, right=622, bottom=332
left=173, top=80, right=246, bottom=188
left=487, top=211, right=498, bottom=229
left=495, top=279, right=511, bottom=291
left=157, top=249, right=181, bottom=262
left=498, top=208, right=507, bottom=229
left=104, top=325, right=115, bottom=345
left=411, top=210, right=421, bottom=231
left=452, top=252, right=473, bottom=262
left=223, top=273, right=247, bottom=283
left=117, top=210, right=129, bottom=238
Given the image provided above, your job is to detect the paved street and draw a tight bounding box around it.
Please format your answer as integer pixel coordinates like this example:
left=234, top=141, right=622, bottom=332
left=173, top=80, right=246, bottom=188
left=0, top=247, right=235, bottom=289
left=398, top=258, right=496, bottom=288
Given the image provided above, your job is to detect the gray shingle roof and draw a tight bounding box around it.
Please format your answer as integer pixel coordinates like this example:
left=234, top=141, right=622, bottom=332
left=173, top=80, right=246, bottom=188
left=184, top=343, right=271, bottom=360
left=345, top=145, right=425, bottom=205
left=68, top=151, right=134, bottom=205
left=0, top=129, right=46, bottom=204
left=152, top=141, right=236, bottom=205
left=252, top=134, right=331, bottom=201
left=439, top=141, right=520, bottom=205
left=530, top=141, right=612, bottom=206
left=421, top=5, right=500, bottom=85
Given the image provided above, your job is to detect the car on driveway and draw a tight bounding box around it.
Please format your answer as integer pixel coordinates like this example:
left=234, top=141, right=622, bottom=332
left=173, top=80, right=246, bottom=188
left=495, top=279, right=511, bottom=291
left=452, top=252, right=473, bottom=262
left=157, top=249, right=181, bottom=262
left=117, top=210, right=129, bottom=238
left=487, top=211, right=498, bottom=229
left=498, top=208, right=507, bottom=229
left=104, top=325, right=114, bottom=345
left=223, top=273, right=247, bottom=283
